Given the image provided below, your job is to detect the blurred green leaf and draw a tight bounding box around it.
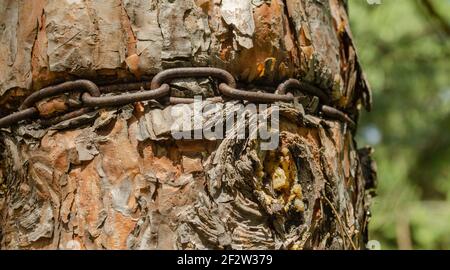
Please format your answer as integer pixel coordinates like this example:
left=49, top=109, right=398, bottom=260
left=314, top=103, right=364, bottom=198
left=350, top=0, right=450, bottom=250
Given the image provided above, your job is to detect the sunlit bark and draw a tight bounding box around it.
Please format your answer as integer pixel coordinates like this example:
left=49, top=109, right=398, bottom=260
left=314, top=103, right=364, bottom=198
left=0, top=0, right=374, bottom=250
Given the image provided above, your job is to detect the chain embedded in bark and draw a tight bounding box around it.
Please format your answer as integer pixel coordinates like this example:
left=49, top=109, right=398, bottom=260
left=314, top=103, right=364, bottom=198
left=0, top=67, right=355, bottom=129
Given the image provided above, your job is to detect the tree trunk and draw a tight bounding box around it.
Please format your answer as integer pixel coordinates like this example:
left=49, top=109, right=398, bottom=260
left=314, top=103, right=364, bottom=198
left=0, top=0, right=375, bottom=250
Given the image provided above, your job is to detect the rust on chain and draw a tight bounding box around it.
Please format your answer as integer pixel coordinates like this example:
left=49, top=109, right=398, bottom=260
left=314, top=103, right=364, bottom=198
left=219, top=83, right=294, bottom=103
left=0, top=108, right=38, bottom=129
left=169, top=96, right=224, bottom=105
left=1, top=80, right=100, bottom=129
left=151, top=67, right=237, bottom=89
left=19, top=80, right=100, bottom=110
left=277, top=78, right=355, bottom=128
left=39, top=107, right=94, bottom=126
left=0, top=67, right=356, bottom=129
left=85, top=67, right=235, bottom=107
left=276, top=78, right=330, bottom=105
left=321, top=105, right=356, bottom=128
left=81, top=84, right=170, bottom=108
left=99, top=81, right=152, bottom=94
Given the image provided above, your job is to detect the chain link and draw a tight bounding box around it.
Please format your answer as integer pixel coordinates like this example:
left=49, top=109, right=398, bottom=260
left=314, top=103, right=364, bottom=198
left=19, top=80, right=100, bottom=110
left=218, top=83, right=294, bottom=103
left=276, top=78, right=330, bottom=105
left=81, top=84, right=170, bottom=108
left=0, top=108, right=38, bottom=128
left=150, top=67, right=237, bottom=89
left=321, top=105, right=356, bottom=129
left=0, top=67, right=355, bottom=129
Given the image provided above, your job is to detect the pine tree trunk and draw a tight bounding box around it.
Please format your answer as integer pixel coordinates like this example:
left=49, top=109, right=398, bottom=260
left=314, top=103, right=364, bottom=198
left=0, top=0, right=375, bottom=250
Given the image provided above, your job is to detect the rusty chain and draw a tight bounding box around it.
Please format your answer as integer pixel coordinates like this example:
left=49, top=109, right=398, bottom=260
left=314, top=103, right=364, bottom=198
left=0, top=67, right=355, bottom=129
left=276, top=78, right=330, bottom=105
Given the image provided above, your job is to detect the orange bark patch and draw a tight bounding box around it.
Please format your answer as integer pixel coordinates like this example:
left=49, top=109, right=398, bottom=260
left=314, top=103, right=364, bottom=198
left=72, top=160, right=103, bottom=239
left=226, top=0, right=295, bottom=83
left=35, top=97, right=68, bottom=117
left=106, top=210, right=137, bottom=249
left=31, top=0, right=60, bottom=91
left=195, top=0, right=212, bottom=13
left=97, top=118, right=140, bottom=184
left=182, top=155, right=203, bottom=174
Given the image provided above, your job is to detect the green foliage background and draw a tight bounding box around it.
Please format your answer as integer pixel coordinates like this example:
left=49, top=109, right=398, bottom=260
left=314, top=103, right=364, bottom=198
left=349, top=0, right=450, bottom=249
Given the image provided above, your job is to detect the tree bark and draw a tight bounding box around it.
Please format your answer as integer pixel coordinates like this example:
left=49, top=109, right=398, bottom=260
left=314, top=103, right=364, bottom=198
left=0, top=0, right=375, bottom=250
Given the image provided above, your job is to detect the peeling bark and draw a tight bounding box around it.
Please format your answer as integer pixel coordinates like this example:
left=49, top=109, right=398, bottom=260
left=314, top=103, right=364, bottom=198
left=0, top=0, right=370, bottom=109
left=0, top=0, right=375, bottom=250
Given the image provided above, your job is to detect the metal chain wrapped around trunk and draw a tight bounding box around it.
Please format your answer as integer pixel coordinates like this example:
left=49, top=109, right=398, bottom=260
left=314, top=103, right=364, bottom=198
left=0, top=67, right=355, bottom=129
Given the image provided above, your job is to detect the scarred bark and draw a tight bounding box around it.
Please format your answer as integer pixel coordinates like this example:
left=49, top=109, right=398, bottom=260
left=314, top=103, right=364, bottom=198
left=0, top=0, right=375, bottom=249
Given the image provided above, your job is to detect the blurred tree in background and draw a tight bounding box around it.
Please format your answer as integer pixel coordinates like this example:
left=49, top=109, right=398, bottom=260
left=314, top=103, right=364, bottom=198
left=349, top=0, right=450, bottom=249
